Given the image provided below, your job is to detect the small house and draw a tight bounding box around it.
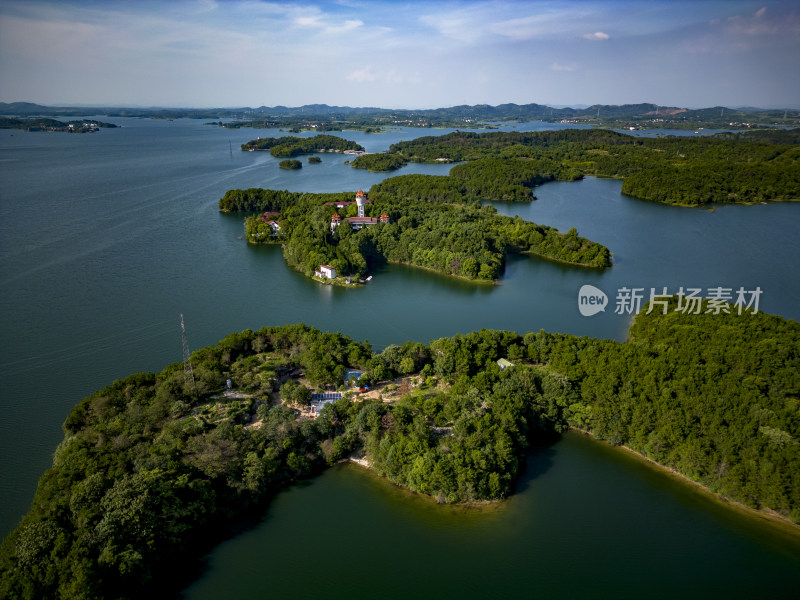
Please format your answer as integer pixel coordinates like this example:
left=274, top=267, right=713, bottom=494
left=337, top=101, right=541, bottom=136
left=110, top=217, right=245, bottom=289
left=497, top=358, right=514, bottom=371
left=316, top=264, right=336, bottom=279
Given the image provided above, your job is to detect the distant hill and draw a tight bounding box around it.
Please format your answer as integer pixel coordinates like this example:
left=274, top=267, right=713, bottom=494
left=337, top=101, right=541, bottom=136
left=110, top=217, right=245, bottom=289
left=1, top=101, right=797, bottom=129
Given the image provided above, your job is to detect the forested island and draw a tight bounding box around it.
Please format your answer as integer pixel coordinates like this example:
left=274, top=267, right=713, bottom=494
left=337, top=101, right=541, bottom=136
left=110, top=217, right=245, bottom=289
left=350, top=153, right=408, bottom=172
left=216, top=125, right=800, bottom=287
left=387, top=128, right=800, bottom=206
left=240, top=134, right=363, bottom=157
left=219, top=184, right=611, bottom=283
left=0, top=117, right=116, bottom=133
left=278, top=159, right=301, bottom=170
left=1, top=301, right=797, bottom=599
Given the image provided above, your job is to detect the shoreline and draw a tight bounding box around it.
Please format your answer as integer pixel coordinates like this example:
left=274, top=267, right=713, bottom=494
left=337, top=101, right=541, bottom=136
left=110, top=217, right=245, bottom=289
left=569, top=427, right=800, bottom=535
left=345, top=432, right=799, bottom=534
left=517, top=248, right=612, bottom=270
left=385, top=259, right=498, bottom=285
left=343, top=456, right=501, bottom=507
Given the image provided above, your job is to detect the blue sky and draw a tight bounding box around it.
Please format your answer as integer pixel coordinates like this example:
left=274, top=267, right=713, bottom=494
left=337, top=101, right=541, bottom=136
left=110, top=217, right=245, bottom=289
left=1, top=0, right=798, bottom=109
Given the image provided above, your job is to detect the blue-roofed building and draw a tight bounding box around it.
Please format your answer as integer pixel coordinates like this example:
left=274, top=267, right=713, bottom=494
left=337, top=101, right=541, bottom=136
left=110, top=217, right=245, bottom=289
left=309, top=392, right=342, bottom=417
left=345, top=369, right=364, bottom=386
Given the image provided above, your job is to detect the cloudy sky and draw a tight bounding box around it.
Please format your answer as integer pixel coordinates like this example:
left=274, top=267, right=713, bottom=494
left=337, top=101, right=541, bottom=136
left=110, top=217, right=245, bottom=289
left=1, top=0, right=798, bottom=109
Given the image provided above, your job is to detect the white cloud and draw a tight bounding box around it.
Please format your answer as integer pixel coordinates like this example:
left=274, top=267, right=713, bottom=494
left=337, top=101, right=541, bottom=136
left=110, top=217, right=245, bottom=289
left=2, top=0, right=798, bottom=109
left=346, top=66, right=377, bottom=83
left=552, top=62, right=577, bottom=72
left=418, top=13, right=484, bottom=44
left=722, top=6, right=778, bottom=36
left=327, top=19, right=364, bottom=34
left=294, top=14, right=323, bottom=28
left=290, top=7, right=363, bottom=34
left=346, top=65, right=422, bottom=86
left=489, top=14, right=552, bottom=40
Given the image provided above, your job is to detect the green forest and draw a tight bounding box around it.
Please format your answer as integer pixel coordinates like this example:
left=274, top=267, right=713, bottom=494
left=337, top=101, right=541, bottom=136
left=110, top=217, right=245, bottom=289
left=388, top=128, right=800, bottom=205
left=350, top=153, right=408, bottom=172
left=278, top=159, right=301, bottom=170
left=221, top=185, right=611, bottom=281
left=2, top=302, right=798, bottom=599
left=0, top=117, right=117, bottom=132
left=240, top=134, right=363, bottom=157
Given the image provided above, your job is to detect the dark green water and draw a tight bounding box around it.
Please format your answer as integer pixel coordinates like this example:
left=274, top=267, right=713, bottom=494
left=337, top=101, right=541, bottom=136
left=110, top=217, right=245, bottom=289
left=1, top=119, right=798, bottom=594
left=183, top=433, right=800, bottom=600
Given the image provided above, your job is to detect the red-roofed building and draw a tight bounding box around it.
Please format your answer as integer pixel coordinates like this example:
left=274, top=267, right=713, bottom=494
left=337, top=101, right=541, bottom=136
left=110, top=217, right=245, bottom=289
left=329, top=190, right=388, bottom=231
left=259, top=211, right=281, bottom=222
left=346, top=216, right=378, bottom=230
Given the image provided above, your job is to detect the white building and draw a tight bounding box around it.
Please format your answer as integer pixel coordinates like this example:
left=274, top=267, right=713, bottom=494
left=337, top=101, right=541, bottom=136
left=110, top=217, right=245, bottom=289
left=330, top=190, right=390, bottom=232
left=315, top=265, right=336, bottom=279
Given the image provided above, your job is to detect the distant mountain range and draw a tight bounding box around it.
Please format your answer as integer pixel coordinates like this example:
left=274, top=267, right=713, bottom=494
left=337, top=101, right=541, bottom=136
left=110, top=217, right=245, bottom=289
left=0, top=101, right=797, bottom=126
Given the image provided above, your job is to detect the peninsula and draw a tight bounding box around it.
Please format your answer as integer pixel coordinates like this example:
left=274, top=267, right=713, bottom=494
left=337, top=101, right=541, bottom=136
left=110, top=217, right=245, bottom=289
left=387, top=128, right=800, bottom=206
left=1, top=301, right=797, bottom=599
left=220, top=185, right=611, bottom=286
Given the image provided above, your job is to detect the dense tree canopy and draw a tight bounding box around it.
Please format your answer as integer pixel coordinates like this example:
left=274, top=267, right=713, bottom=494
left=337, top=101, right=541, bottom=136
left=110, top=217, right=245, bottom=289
left=0, top=117, right=117, bottom=132
left=241, top=134, right=363, bottom=157
left=222, top=186, right=611, bottom=282
left=278, top=159, right=302, bottom=170
left=388, top=129, right=800, bottom=206
left=350, top=153, right=408, bottom=172
left=2, top=305, right=798, bottom=599
left=233, top=188, right=611, bottom=281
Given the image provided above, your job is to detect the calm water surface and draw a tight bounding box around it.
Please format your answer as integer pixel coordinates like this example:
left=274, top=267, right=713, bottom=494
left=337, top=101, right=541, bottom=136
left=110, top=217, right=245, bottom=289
left=184, top=433, right=800, bottom=600
left=1, top=119, right=798, bottom=593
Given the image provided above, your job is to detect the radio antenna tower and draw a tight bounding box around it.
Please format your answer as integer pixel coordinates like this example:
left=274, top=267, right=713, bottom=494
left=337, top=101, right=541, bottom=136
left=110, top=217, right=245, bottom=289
left=180, top=314, right=197, bottom=396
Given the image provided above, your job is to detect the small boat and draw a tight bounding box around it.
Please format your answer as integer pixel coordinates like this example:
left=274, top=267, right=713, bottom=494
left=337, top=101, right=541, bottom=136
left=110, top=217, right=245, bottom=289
left=366, top=275, right=373, bottom=281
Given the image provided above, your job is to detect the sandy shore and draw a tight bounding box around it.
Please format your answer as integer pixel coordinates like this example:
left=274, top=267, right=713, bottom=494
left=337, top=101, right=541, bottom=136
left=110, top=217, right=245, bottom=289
left=347, top=456, right=370, bottom=468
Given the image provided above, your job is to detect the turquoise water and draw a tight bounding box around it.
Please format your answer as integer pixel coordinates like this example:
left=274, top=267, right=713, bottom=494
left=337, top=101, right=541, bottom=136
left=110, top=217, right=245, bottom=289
left=1, top=119, right=798, bottom=594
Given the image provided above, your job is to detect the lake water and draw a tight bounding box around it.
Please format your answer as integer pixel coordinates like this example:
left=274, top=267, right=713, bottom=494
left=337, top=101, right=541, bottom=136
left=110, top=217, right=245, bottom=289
left=1, top=118, right=798, bottom=593
left=184, top=433, right=800, bottom=600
